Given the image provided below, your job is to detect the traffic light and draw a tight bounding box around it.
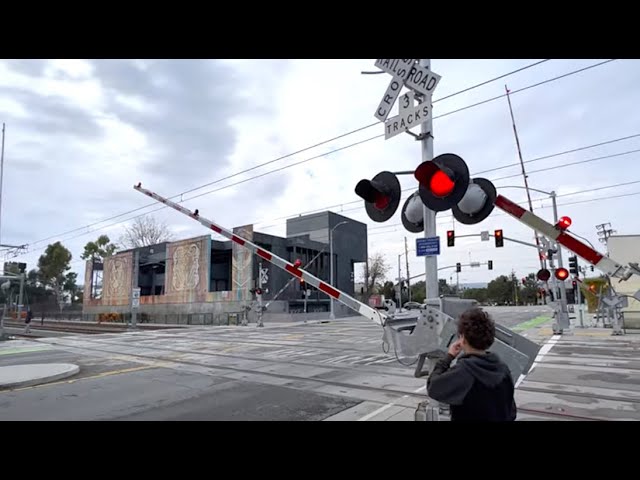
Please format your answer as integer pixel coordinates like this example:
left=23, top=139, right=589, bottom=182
left=555, top=268, right=569, bottom=281
left=590, top=265, right=595, bottom=272
left=536, top=268, right=551, bottom=281
left=572, top=280, right=577, bottom=289
left=488, top=260, right=493, bottom=270
left=494, top=229, right=504, bottom=248
left=355, top=171, right=401, bottom=222
left=555, top=216, right=572, bottom=231
left=447, top=230, right=455, bottom=247
left=568, top=255, right=578, bottom=275
left=456, top=262, right=461, bottom=273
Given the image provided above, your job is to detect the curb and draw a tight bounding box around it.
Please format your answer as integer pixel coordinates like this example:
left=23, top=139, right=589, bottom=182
left=0, top=364, right=80, bottom=390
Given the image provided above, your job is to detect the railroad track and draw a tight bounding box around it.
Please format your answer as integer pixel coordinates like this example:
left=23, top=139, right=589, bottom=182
left=2, top=321, right=177, bottom=335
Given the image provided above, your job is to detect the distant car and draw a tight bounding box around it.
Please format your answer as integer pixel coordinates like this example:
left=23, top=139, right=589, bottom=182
left=403, top=301, right=423, bottom=310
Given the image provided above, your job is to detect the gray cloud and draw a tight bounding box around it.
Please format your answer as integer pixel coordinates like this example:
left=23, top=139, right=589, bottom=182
left=0, top=86, right=104, bottom=140
left=4, top=59, right=49, bottom=77
left=90, top=59, right=285, bottom=187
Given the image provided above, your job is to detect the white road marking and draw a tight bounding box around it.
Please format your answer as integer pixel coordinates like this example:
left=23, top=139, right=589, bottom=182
left=357, top=385, right=426, bottom=421
left=515, top=334, right=560, bottom=389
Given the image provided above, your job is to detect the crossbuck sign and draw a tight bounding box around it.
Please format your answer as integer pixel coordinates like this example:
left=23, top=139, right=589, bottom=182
left=372, top=59, right=443, bottom=140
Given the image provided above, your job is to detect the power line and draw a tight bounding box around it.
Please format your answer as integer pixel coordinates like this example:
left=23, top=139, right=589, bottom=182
left=20, top=60, right=551, bottom=250
left=12, top=60, right=618, bottom=259
left=22, top=147, right=640, bottom=263
left=491, top=148, right=640, bottom=182
left=358, top=185, right=640, bottom=236
left=262, top=174, right=640, bottom=234
left=18, top=60, right=606, bottom=252
left=475, top=132, right=640, bottom=176
left=256, top=131, right=640, bottom=230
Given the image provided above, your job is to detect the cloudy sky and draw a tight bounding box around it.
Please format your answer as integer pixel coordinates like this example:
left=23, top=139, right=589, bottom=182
left=1, top=58, right=639, bottom=287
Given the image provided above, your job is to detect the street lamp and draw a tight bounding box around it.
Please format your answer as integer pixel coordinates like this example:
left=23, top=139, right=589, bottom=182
left=329, top=221, right=349, bottom=320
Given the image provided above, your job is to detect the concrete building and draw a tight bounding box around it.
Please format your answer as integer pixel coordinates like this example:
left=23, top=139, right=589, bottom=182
left=606, top=235, right=640, bottom=328
left=83, top=211, right=367, bottom=324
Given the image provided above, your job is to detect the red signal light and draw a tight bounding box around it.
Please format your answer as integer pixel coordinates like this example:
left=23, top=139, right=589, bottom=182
left=536, top=269, right=551, bottom=281
left=429, top=170, right=455, bottom=197
left=556, top=216, right=572, bottom=230
left=555, top=268, right=569, bottom=280
left=294, top=259, right=302, bottom=268
left=374, top=192, right=390, bottom=210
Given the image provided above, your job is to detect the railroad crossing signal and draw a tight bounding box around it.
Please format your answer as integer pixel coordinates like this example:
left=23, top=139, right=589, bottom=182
left=494, top=229, right=504, bottom=248
left=568, top=255, right=578, bottom=275
left=355, top=171, right=402, bottom=222
left=537, top=268, right=551, bottom=281
left=555, top=268, right=569, bottom=281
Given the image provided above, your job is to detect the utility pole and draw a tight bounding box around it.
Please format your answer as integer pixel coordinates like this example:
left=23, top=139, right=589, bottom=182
left=404, top=236, right=411, bottom=302
left=505, top=86, right=546, bottom=275
left=420, top=59, right=438, bottom=302
left=397, top=254, right=402, bottom=309
left=596, top=222, right=616, bottom=253
left=17, top=273, right=24, bottom=322
left=0, top=123, right=5, bottom=245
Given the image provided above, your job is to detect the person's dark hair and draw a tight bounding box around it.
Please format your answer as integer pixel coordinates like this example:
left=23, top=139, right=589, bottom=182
left=457, top=308, right=495, bottom=350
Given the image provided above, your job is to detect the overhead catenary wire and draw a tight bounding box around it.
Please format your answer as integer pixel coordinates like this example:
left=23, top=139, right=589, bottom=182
left=16, top=59, right=609, bottom=253
left=13, top=142, right=640, bottom=261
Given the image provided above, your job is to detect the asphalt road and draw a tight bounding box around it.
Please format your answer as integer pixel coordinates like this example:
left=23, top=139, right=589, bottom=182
left=0, top=306, right=553, bottom=421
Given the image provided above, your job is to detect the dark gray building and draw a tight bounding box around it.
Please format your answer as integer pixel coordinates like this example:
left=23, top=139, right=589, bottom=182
left=88, top=210, right=368, bottom=321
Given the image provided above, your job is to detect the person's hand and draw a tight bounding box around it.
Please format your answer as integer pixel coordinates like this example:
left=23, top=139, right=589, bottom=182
left=448, top=338, right=463, bottom=357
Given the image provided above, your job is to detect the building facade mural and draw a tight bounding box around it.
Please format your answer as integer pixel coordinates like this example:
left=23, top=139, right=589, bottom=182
left=101, top=252, right=133, bottom=306
left=232, top=225, right=253, bottom=301
left=165, top=235, right=211, bottom=302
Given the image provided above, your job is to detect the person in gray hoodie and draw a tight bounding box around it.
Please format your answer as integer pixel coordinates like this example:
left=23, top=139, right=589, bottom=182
left=427, top=307, right=517, bottom=421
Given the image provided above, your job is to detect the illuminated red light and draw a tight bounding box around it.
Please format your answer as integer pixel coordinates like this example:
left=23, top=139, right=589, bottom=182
left=429, top=171, right=455, bottom=197
left=555, top=268, right=569, bottom=280
left=557, top=216, right=572, bottom=230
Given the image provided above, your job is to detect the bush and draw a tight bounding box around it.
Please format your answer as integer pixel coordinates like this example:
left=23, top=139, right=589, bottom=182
left=581, top=277, right=609, bottom=313
left=98, top=312, right=122, bottom=323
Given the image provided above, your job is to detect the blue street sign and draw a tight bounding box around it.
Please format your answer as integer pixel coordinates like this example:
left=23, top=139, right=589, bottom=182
left=416, top=236, right=440, bottom=257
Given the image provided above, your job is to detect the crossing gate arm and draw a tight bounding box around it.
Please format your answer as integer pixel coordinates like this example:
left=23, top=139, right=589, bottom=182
left=134, top=184, right=387, bottom=326
left=494, top=194, right=636, bottom=281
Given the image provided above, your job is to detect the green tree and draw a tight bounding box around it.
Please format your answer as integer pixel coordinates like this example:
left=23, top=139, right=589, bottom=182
left=486, top=275, right=515, bottom=305
left=380, top=281, right=395, bottom=299
left=37, top=242, right=73, bottom=308
left=520, top=273, right=539, bottom=305
left=81, top=234, right=118, bottom=262
left=463, top=288, right=488, bottom=303
left=439, top=278, right=458, bottom=296
left=411, top=280, right=426, bottom=304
